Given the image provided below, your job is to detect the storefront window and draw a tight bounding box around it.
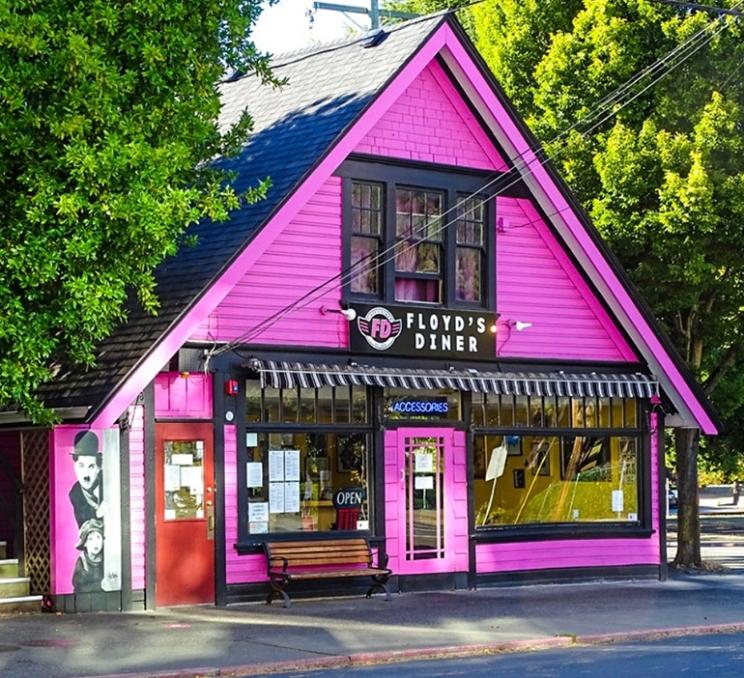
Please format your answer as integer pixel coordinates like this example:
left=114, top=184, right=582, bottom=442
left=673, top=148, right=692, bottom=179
left=471, top=394, right=638, bottom=431
left=473, top=434, right=640, bottom=527
left=245, top=382, right=368, bottom=425
left=245, top=432, right=370, bottom=534
left=242, top=381, right=371, bottom=538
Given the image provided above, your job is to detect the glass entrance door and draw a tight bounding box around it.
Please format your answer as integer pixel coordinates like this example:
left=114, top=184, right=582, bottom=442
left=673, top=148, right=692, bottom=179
left=384, top=428, right=468, bottom=575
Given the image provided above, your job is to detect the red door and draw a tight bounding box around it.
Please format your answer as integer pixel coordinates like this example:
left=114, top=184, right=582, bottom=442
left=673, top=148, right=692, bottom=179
left=155, top=422, right=215, bottom=606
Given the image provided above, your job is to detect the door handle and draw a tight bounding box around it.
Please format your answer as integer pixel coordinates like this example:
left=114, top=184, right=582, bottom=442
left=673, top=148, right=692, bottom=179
left=206, top=501, right=215, bottom=540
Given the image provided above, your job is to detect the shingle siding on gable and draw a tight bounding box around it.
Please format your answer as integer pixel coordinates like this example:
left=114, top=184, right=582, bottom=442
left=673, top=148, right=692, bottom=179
left=190, top=176, right=346, bottom=347
left=355, top=61, right=506, bottom=171
left=496, top=197, right=636, bottom=361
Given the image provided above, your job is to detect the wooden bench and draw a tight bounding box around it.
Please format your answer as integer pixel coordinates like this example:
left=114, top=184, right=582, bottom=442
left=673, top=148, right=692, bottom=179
left=264, top=538, right=392, bottom=608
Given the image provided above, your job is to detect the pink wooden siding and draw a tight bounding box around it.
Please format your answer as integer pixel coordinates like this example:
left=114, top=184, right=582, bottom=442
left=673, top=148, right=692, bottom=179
left=451, top=430, right=470, bottom=572
left=356, top=61, right=506, bottom=171
left=128, top=405, right=146, bottom=590
left=476, top=412, right=661, bottom=574
left=154, top=372, right=212, bottom=419
left=191, top=177, right=346, bottom=347
left=225, top=425, right=266, bottom=584
left=383, top=433, right=401, bottom=574
left=496, top=197, right=636, bottom=361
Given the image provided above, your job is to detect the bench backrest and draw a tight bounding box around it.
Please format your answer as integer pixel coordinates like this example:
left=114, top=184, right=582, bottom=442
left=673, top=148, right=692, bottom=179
left=266, top=538, right=372, bottom=569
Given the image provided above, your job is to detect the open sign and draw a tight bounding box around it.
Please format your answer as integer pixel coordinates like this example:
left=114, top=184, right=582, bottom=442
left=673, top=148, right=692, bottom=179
left=333, top=486, right=366, bottom=509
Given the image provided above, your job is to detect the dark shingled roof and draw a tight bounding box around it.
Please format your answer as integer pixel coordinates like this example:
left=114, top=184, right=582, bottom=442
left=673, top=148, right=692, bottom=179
left=39, top=15, right=447, bottom=415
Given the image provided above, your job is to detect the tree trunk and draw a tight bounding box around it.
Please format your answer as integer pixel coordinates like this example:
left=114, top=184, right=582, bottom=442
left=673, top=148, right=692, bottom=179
left=672, top=427, right=701, bottom=568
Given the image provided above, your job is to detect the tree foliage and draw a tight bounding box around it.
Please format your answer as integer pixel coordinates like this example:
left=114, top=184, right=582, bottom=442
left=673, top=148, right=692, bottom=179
left=0, top=0, right=277, bottom=422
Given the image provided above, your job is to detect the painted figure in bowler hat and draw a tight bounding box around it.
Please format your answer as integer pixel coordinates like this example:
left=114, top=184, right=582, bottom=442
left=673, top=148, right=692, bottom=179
left=69, top=431, right=103, bottom=528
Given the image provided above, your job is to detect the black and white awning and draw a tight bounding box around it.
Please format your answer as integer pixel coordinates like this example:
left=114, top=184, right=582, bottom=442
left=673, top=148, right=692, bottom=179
left=247, top=359, right=659, bottom=399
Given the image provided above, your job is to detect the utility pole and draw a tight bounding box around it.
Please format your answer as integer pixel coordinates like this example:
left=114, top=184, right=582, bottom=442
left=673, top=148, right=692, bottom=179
left=312, top=1, right=418, bottom=30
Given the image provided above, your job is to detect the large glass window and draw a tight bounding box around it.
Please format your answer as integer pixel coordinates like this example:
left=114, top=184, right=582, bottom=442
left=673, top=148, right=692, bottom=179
left=473, top=434, right=639, bottom=527
left=246, top=432, right=370, bottom=534
left=471, top=394, right=643, bottom=529
left=243, top=381, right=371, bottom=537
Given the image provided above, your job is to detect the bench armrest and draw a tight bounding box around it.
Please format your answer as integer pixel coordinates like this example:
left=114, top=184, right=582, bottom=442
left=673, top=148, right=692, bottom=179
left=377, top=551, right=389, bottom=569
left=268, top=555, right=289, bottom=573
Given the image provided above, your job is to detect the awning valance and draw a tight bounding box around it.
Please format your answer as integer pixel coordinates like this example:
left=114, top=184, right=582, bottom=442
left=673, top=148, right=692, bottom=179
left=247, top=359, right=659, bottom=399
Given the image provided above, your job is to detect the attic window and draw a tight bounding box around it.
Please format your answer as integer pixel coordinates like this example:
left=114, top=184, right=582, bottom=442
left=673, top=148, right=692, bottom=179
left=342, top=161, right=494, bottom=310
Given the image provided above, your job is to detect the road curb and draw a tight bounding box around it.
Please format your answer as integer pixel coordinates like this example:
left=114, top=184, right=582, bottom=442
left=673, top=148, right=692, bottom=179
left=80, top=622, right=744, bottom=678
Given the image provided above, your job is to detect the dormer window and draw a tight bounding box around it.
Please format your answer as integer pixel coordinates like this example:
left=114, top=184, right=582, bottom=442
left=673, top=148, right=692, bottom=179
left=341, top=160, right=494, bottom=309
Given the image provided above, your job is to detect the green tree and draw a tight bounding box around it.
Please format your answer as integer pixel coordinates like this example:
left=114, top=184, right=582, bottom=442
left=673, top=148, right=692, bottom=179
left=0, top=0, right=277, bottom=423
left=397, top=0, right=744, bottom=568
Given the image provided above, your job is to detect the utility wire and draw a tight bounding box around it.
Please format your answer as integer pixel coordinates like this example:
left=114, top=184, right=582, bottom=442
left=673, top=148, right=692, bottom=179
left=222, top=6, right=732, bottom=350
left=213, top=5, right=732, bottom=354
left=209, top=4, right=737, bottom=358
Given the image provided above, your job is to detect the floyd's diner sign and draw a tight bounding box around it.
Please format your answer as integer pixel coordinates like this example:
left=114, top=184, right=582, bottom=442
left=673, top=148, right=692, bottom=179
left=350, top=304, right=496, bottom=360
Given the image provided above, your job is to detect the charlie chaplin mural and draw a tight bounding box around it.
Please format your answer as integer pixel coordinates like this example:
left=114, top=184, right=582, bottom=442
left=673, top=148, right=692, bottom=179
left=73, top=518, right=105, bottom=593
left=69, top=431, right=104, bottom=528
left=69, top=432, right=105, bottom=592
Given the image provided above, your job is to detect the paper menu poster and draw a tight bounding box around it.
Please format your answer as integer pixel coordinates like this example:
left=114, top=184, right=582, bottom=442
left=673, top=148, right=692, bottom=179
left=269, top=449, right=284, bottom=481
left=248, top=502, right=269, bottom=523
left=165, top=465, right=181, bottom=491
left=269, top=482, right=285, bottom=513
left=180, top=466, right=203, bottom=492
left=415, top=453, right=433, bottom=473
left=284, top=482, right=300, bottom=513
left=414, top=475, right=434, bottom=490
left=284, top=450, right=300, bottom=481
left=171, top=453, right=193, bottom=466
left=247, top=462, right=263, bottom=488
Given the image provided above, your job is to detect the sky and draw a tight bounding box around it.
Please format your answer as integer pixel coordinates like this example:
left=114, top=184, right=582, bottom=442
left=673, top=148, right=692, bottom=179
left=253, top=1, right=376, bottom=56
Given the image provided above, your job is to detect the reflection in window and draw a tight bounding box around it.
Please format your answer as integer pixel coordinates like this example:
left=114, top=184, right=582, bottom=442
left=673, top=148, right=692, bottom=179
left=163, top=440, right=204, bottom=520
left=246, top=382, right=367, bottom=425
left=246, top=432, right=370, bottom=535
left=394, top=188, right=443, bottom=303
left=455, top=194, right=485, bottom=302
left=350, top=181, right=383, bottom=295
left=473, top=434, right=639, bottom=527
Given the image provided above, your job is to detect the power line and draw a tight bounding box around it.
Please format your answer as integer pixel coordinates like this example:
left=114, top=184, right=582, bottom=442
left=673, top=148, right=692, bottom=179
left=648, top=0, right=744, bottom=18
left=212, top=4, right=732, bottom=354
left=208, top=3, right=738, bottom=359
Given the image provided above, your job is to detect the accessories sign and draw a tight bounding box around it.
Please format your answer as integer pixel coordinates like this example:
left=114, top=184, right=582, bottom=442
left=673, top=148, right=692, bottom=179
left=351, top=303, right=496, bottom=360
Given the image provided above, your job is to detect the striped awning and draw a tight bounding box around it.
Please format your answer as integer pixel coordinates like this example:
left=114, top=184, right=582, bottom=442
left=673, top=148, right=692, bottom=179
left=247, top=359, right=659, bottom=399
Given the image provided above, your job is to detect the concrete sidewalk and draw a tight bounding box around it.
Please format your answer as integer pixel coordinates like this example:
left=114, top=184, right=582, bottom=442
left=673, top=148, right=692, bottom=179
left=2, top=572, right=744, bottom=678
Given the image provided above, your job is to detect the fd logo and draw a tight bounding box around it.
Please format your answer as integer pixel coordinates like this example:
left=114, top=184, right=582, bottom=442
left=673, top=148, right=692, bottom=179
left=357, top=306, right=402, bottom=351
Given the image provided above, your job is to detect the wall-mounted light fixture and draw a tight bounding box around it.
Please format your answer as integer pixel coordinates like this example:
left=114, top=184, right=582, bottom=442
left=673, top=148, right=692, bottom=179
left=320, top=305, right=358, bottom=321
left=507, top=320, right=532, bottom=332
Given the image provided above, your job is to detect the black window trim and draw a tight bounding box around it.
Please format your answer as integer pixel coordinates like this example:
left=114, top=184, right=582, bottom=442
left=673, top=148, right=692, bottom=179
left=469, top=400, right=652, bottom=539
left=339, top=159, right=503, bottom=311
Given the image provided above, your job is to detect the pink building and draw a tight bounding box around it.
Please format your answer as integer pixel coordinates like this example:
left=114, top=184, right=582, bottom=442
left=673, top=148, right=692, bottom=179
left=0, top=15, right=718, bottom=612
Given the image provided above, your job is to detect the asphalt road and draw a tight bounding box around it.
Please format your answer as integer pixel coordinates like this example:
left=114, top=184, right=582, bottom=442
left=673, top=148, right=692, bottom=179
left=271, top=632, right=744, bottom=677
left=667, top=514, right=744, bottom=571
